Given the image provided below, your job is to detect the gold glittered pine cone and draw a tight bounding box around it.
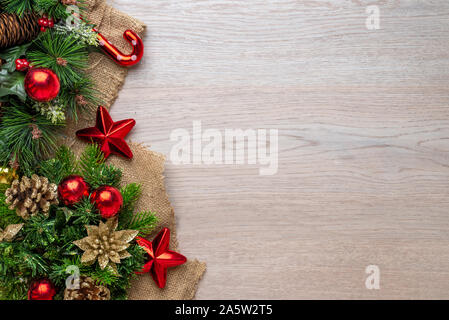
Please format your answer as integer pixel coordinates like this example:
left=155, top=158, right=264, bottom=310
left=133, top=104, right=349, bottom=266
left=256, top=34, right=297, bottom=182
left=73, top=218, right=138, bottom=272
left=4, top=174, right=59, bottom=220
left=64, top=276, right=110, bottom=300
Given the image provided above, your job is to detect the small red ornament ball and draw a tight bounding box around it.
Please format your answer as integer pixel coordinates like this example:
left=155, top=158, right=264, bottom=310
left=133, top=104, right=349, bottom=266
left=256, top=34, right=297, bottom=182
left=28, top=279, right=56, bottom=300
left=58, top=175, right=90, bottom=206
left=91, top=186, right=123, bottom=219
left=24, top=68, right=60, bottom=102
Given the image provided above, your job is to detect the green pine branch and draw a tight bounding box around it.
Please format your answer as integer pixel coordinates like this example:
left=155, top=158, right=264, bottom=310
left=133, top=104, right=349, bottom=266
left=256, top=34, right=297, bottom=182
left=71, top=198, right=100, bottom=226
left=59, top=77, right=99, bottom=122
left=0, top=194, right=23, bottom=229
left=118, top=183, right=141, bottom=229
left=23, top=214, right=57, bottom=248
left=38, top=145, right=77, bottom=184
left=33, top=0, right=67, bottom=19
left=127, top=211, right=158, bottom=237
left=28, top=30, right=89, bottom=86
left=0, top=101, right=61, bottom=176
left=0, top=0, right=34, bottom=16
left=78, top=144, right=122, bottom=189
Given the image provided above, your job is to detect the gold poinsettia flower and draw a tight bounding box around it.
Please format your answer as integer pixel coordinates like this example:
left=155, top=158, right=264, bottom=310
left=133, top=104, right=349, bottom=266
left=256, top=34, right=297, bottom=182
left=73, top=218, right=138, bottom=271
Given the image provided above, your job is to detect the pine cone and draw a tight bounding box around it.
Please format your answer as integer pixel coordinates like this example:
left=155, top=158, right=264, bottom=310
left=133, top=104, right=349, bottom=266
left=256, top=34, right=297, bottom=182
left=64, top=276, right=110, bottom=300
left=5, top=174, right=59, bottom=220
left=0, top=13, right=40, bottom=49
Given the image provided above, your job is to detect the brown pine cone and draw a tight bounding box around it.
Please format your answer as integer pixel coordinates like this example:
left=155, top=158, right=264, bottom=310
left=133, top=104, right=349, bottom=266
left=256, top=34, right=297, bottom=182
left=5, top=174, right=59, bottom=220
left=0, top=13, right=40, bottom=49
left=64, top=276, right=111, bottom=300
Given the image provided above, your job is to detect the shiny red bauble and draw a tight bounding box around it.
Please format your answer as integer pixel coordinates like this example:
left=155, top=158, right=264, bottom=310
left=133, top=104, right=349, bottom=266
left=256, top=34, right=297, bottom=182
left=28, top=278, right=57, bottom=300
left=24, top=68, right=60, bottom=102
left=58, top=175, right=90, bottom=206
left=91, top=186, right=123, bottom=219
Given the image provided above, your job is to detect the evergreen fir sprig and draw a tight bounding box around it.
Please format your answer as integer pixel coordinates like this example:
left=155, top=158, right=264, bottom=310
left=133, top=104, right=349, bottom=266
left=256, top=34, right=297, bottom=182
left=119, top=183, right=158, bottom=236
left=23, top=214, right=56, bottom=248
left=33, top=0, right=68, bottom=19
left=38, top=145, right=77, bottom=184
left=0, top=0, right=86, bottom=18
left=118, top=183, right=141, bottom=228
left=0, top=0, right=34, bottom=16
left=78, top=144, right=122, bottom=189
left=0, top=101, right=60, bottom=176
left=71, top=198, right=99, bottom=226
left=0, top=194, right=22, bottom=229
left=89, top=265, right=120, bottom=287
left=128, top=211, right=158, bottom=236
left=27, top=30, right=89, bottom=86
left=59, top=77, right=99, bottom=122
left=112, top=244, right=146, bottom=299
left=48, top=256, right=89, bottom=287
left=19, top=249, right=50, bottom=276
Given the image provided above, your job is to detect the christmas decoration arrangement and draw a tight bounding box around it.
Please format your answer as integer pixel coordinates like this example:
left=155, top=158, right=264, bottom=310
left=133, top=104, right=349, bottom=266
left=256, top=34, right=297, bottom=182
left=0, top=0, right=145, bottom=175
left=0, top=0, right=203, bottom=300
left=0, top=144, right=189, bottom=299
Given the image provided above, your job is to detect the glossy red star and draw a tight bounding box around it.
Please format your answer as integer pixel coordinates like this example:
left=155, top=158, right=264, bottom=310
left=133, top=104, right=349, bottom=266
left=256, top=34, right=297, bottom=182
left=76, top=106, right=136, bottom=159
left=136, top=228, right=187, bottom=288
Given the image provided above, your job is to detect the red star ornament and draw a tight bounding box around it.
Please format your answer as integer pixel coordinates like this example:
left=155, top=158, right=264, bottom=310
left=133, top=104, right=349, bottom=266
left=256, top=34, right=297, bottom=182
left=76, top=106, right=136, bottom=159
left=136, top=228, right=187, bottom=288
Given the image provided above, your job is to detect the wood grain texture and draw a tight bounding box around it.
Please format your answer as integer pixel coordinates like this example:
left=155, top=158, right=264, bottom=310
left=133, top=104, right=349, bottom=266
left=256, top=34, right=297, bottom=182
left=108, top=0, right=449, bottom=299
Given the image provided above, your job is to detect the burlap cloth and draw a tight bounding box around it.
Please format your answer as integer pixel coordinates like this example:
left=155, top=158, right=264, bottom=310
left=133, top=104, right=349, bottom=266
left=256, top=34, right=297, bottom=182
left=62, top=0, right=206, bottom=300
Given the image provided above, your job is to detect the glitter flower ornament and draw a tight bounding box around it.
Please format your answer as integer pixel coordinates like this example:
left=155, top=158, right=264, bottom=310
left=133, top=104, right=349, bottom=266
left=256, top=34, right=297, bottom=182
left=73, top=218, right=138, bottom=271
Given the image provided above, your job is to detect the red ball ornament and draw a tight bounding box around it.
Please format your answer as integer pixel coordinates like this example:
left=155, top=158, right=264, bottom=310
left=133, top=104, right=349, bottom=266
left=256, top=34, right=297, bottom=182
left=91, top=186, right=123, bottom=219
left=28, top=279, right=57, bottom=300
left=24, top=68, right=60, bottom=102
left=58, top=175, right=90, bottom=206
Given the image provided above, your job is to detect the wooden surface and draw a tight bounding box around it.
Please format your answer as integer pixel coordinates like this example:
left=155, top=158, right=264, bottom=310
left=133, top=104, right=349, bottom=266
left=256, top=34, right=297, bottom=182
left=109, top=0, right=449, bottom=299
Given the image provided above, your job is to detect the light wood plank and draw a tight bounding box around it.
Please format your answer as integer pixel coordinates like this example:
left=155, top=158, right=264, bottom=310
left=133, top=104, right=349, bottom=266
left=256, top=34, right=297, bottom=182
left=109, top=0, right=449, bottom=299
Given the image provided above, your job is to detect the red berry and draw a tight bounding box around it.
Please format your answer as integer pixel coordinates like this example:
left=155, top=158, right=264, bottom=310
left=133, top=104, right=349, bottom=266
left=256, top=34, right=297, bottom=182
left=48, top=19, right=54, bottom=28
left=40, top=26, right=47, bottom=32
left=15, top=59, right=29, bottom=71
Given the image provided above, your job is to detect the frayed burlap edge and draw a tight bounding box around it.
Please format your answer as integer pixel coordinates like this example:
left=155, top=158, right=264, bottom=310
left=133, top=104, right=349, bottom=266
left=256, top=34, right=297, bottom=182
left=63, top=0, right=206, bottom=300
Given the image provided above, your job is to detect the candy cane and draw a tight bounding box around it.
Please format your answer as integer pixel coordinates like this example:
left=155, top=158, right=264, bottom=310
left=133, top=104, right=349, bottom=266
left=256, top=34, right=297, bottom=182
left=95, top=29, right=144, bottom=67
left=67, top=6, right=144, bottom=67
